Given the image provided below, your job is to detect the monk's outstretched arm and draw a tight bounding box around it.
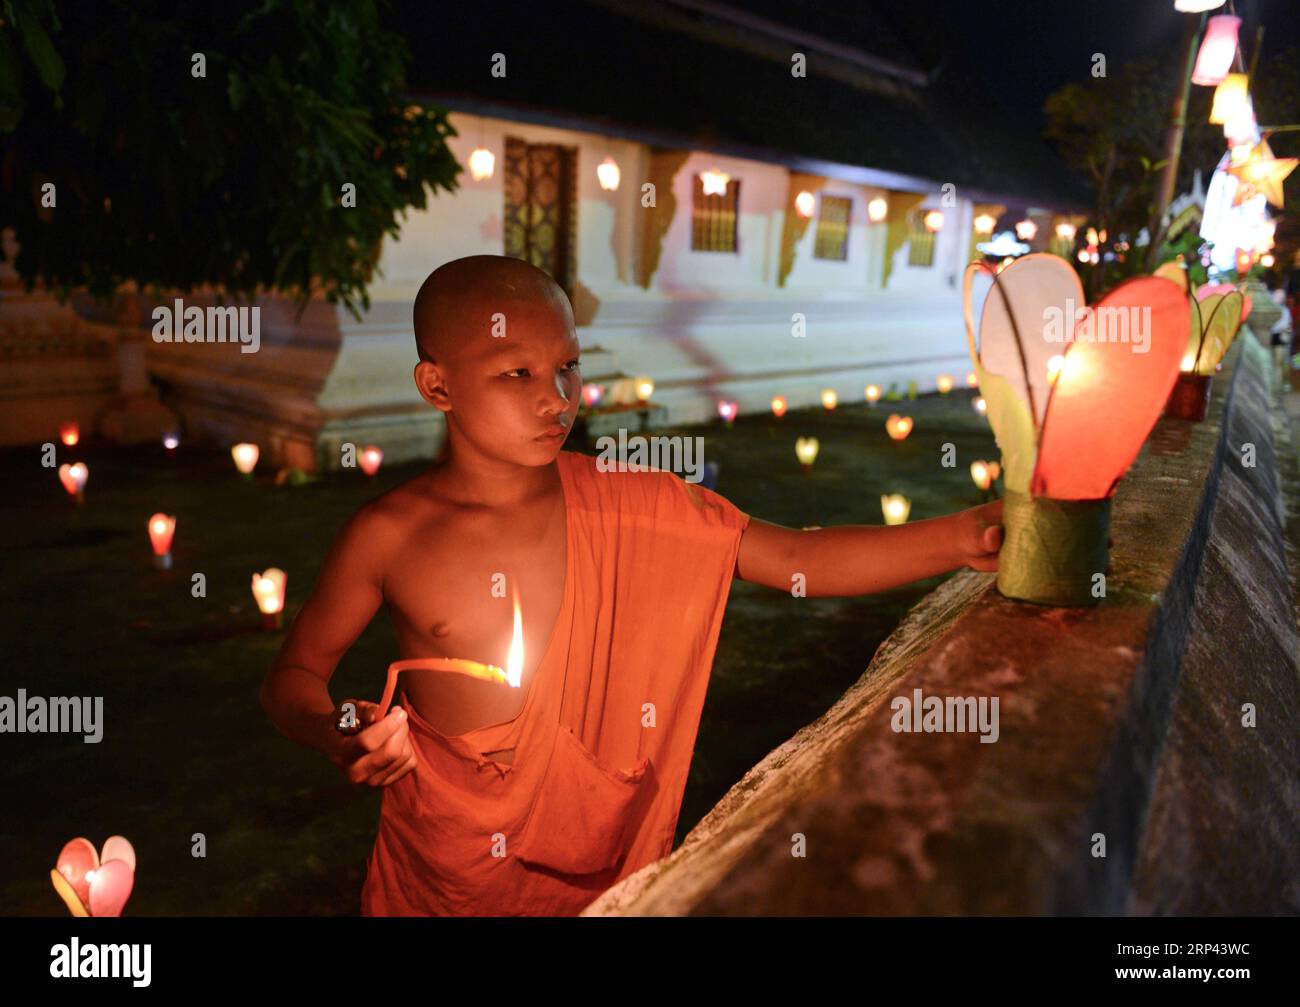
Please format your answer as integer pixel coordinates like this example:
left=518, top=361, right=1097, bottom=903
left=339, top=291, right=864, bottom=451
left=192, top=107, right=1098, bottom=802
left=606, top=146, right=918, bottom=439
left=735, top=499, right=1003, bottom=597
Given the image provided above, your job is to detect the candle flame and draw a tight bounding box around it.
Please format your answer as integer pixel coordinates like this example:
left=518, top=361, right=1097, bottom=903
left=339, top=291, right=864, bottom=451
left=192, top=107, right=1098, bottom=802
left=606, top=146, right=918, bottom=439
left=504, top=589, right=525, bottom=688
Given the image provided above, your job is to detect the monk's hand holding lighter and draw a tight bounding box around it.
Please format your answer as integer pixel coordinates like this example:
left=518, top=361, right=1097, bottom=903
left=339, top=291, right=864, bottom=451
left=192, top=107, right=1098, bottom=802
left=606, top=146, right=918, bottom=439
left=963, top=498, right=1005, bottom=573
left=328, top=699, right=416, bottom=788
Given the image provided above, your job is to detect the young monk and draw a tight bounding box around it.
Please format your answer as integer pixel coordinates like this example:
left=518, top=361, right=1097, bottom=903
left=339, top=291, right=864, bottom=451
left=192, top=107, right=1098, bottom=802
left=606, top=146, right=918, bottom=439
left=259, top=254, right=1004, bottom=916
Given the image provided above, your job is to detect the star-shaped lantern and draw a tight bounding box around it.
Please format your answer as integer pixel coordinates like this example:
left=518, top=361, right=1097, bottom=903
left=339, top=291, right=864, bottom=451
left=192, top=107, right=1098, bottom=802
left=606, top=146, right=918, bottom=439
left=1226, top=139, right=1297, bottom=208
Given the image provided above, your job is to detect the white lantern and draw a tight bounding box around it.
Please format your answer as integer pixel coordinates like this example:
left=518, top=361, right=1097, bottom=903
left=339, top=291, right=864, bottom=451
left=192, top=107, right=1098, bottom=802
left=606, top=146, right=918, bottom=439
left=1015, top=218, right=1038, bottom=241
left=469, top=147, right=495, bottom=181
left=794, top=190, right=816, bottom=218
left=701, top=168, right=730, bottom=197
left=867, top=197, right=888, bottom=222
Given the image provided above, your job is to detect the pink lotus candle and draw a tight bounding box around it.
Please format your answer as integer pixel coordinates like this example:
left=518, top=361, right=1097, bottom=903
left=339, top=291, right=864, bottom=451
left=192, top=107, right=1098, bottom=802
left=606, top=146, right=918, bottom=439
left=252, top=568, right=287, bottom=630
left=50, top=836, right=136, bottom=917
left=359, top=445, right=383, bottom=477
left=59, top=462, right=88, bottom=504
left=148, top=513, right=176, bottom=569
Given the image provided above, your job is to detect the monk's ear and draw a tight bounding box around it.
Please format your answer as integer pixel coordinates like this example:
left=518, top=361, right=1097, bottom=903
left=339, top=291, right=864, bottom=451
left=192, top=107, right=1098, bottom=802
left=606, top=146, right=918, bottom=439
left=414, top=360, right=451, bottom=411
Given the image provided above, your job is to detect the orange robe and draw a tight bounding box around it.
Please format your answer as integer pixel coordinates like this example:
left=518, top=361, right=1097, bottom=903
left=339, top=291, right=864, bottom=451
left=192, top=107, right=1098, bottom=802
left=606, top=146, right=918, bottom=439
left=360, top=449, right=751, bottom=915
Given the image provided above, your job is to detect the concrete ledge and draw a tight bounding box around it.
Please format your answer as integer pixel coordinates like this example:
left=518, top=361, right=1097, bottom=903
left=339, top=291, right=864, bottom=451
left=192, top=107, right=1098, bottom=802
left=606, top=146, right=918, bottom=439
left=585, top=335, right=1300, bottom=916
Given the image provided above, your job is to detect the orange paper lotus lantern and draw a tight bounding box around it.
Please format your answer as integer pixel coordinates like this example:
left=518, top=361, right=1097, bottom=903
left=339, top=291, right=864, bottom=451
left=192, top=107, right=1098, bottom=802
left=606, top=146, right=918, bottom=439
left=359, top=445, right=383, bottom=477
left=885, top=414, right=913, bottom=441
left=771, top=395, right=788, bottom=418
left=963, top=253, right=1187, bottom=606
left=148, top=513, right=176, bottom=569
left=51, top=836, right=136, bottom=917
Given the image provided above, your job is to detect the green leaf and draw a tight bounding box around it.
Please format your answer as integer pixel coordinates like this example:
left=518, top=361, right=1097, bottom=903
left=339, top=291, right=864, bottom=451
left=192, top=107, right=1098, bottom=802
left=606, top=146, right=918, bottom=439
left=15, top=4, right=64, bottom=92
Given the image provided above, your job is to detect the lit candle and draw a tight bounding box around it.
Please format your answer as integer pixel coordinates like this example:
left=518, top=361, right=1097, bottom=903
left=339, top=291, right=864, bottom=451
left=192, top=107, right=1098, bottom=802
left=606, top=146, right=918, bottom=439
left=596, top=156, right=621, bottom=192
left=359, top=445, right=383, bottom=477
left=973, top=396, right=987, bottom=416
left=821, top=389, right=838, bottom=411
left=162, top=429, right=180, bottom=451
left=717, top=399, right=738, bottom=425
left=864, top=384, right=881, bottom=406
left=1046, top=355, right=1066, bottom=385
left=936, top=374, right=954, bottom=395
left=148, top=513, right=176, bottom=569
left=469, top=147, right=495, bottom=181
left=770, top=395, right=787, bottom=418
left=966, top=371, right=978, bottom=388
left=252, top=568, right=287, bottom=630
left=59, top=422, right=80, bottom=447
left=795, top=436, right=819, bottom=472
left=58, top=462, right=88, bottom=504
left=970, top=461, right=1001, bottom=493
left=881, top=494, right=911, bottom=525
left=634, top=377, right=655, bottom=402
left=231, top=443, right=259, bottom=477
left=924, top=210, right=944, bottom=232
left=885, top=414, right=913, bottom=441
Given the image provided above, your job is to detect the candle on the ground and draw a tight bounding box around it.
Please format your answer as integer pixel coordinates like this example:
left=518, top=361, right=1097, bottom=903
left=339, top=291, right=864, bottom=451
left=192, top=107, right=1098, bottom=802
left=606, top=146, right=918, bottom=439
left=795, top=436, right=819, bottom=472
left=58, top=462, right=88, bottom=504
left=881, top=494, right=911, bottom=525
left=231, top=443, right=259, bottom=476
left=252, top=568, right=287, bottom=630
left=885, top=414, right=913, bottom=441
left=148, top=513, right=176, bottom=569
left=359, top=445, right=383, bottom=477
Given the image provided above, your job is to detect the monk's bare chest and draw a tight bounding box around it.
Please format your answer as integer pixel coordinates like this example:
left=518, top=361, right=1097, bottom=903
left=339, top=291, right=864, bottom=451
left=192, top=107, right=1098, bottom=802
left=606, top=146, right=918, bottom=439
left=383, top=489, right=567, bottom=738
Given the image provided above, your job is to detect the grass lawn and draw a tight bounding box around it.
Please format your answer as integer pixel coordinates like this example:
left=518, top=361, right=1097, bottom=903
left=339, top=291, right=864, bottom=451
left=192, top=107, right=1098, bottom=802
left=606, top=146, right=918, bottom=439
left=1, top=390, right=996, bottom=915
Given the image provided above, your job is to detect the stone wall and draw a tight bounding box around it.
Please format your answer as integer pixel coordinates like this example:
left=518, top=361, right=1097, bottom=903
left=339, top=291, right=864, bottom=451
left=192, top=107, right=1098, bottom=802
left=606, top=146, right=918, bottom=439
left=584, top=333, right=1300, bottom=915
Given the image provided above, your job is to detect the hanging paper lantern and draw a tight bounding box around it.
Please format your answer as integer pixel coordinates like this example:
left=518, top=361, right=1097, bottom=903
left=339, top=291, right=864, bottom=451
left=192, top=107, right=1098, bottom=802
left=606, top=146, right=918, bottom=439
left=231, top=443, right=259, bottom=476
left=1054, top=222, right=1077, bottom=241
left=923, top=210, right=944, bottom=232
left=1226, top=139, right=1297, bottom=208
left=469, top=147, right=495, bottom=181
left=864, top=384, right=881, bottom=405
left=1208, top=73, right=1249, bottom=124
left=795, top=436, right=819, bottom=472
left=701, top=168, right=730, bottom=197
left=1015, top=219, right=1038, bottom=241
left=596, top=156, right=621, bottom=192
left=1191, top=15, right=1241, bottom=86
left=717, top=399, right=738, bottom=424
left=821, top=389, right=838, bottom=410
left=59, top=421, right=80, bottom=447
left=359, top=445, right=384, bottom=477
left=1260, top=253, right=1275, bottom=268
left=148, top=513, right=176, bottom=569
left=581, top=383, right=605, bottom=408
left=634, top=377, right=655, bottom=402
left=963, top=253, right=1187, bottom=606
left=1174, top=1, right=1226, bottom=12
left=770, top=395, right=787, bottom=418
left=880, top=494, right=911, bottom=526
left=973, top=213, right=996, bottom=234
left=867, top=197, right=888, bottom=222
left=58, top=462, right=88, bottom=502
left=885, top=414, right=913, bottom=441
left=794, top=191, right=816, bottom=218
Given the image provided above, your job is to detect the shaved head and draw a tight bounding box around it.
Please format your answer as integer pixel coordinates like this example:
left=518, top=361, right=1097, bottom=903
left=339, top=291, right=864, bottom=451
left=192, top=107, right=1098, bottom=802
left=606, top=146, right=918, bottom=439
left=413, top=255, right=574, bottom=365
